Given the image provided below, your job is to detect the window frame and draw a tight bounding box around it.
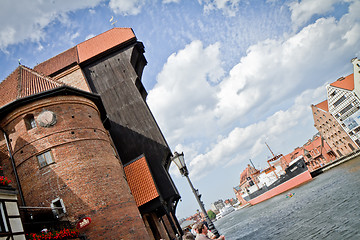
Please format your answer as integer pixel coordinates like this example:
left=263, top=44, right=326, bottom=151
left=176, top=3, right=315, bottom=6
left=0, top=202, right=9, bottom=233
left=36, top=150, right=55, bottom=168
left=51, top=198, right=66, bottom=218
left=24, top=114, right=37, bottom=130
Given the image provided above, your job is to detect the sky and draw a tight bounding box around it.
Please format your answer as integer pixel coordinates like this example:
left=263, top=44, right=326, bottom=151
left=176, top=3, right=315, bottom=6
left=1, top=0, right=360, bottom=219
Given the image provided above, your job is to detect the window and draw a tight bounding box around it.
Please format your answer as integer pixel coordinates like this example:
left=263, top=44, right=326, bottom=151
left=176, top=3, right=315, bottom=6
left=51, top=198, right=66, bottom=218
left=24, top=114, right=36, bottom=130
left=0, top=202, right=8, bottom=233
left=333, top=96, right=346, bottom=107
left=349, top=144, right=355, bottom=151
left=37, top=150, right=54, bottom=168
left=354, top=127, right=360, bottom=133
left=330, top=91, right=336, bottom=97
left=340, top=103, right=353, bottom=115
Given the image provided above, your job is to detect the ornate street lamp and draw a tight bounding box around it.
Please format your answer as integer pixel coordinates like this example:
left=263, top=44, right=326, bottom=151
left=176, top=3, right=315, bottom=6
left=172, top=152, right=220, bottom=238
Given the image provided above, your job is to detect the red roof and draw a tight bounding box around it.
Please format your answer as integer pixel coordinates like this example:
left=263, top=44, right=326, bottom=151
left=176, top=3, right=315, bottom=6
left=77, top=28, right=135, bottom=63
left=315, top=100, right=328, bottom=112
left=34, top=28, right=136, bottom=76
left=34, top=47, right=79, bottom=76
left=0, top=65, right=63, bottom=107
left=330, top=74, right=354, bottom=91
left=123, top=156, right=159, bottom=207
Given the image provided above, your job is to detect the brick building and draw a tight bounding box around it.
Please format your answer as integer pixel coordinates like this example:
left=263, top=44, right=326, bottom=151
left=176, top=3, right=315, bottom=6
left=233, top=164, right=259, bottom=205
left=0, top=28, right=182, bottom=239
left=282, top=134, right=337, bottom=173
left=312, top=100, right=357, bottom=158
left=326, top=58, right=360, bottom=148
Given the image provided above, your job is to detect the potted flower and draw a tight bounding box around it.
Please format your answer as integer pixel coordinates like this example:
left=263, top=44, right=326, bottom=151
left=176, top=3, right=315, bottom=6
left=26, top=228, right=79, bottom=240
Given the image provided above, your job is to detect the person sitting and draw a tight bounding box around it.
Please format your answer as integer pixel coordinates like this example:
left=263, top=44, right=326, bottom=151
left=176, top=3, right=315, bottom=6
left=194, top=222, right=225, bottom=240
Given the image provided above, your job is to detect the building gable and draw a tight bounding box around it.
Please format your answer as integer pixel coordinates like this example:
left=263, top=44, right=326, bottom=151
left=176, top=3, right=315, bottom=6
left=0, top=65, right=63, bottom=108
left=330, top=74, right=354, bottom=91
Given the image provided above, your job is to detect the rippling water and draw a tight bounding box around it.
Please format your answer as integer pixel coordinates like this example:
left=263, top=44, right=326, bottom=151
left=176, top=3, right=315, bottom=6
left=214, top=157, right=360, bottom=240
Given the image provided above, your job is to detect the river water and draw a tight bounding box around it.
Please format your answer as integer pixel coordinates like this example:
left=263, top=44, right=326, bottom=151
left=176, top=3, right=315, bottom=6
left=214, top=156, right=360, bottom=240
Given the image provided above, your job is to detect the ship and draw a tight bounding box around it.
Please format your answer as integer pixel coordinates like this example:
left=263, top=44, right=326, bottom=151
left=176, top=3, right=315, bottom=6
left=239, top=144, right=312, bottom=206
left=216, top=205, right=235, bottom=220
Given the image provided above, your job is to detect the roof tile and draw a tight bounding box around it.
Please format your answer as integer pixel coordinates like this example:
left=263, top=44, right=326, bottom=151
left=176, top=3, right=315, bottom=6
left=33, top=28, right=136, bottom=76
left=34, top=47, right=79, bottom=76
left=315, top=100, right=328, bottom=112
left=77, top=28, right=136, bottom=63
left=0, top=65, right=64, bottom=108
left=330, top=74, right=354, bottom=91
left=124, top=156, right=159, bottom=207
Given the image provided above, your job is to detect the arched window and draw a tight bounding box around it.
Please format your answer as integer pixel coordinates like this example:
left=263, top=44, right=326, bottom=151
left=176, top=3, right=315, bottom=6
left=24, top=114, right=36, bottom=130
left=336, top=150, right=343, bottom=157
left=349, top=143, right=355, bottom=151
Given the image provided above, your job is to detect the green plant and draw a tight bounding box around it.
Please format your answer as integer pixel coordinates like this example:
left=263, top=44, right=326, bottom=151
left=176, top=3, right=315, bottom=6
left=207, top=210, right=216, bottom=220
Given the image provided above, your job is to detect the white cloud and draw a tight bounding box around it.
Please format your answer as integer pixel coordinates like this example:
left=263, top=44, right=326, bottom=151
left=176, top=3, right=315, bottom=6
left=200, top=0, right=241, bottom=16
left=188, top=85, right=326, bottom=179
left=85, top=34, right=96, bottom=40
left=0, top=0, right=102, bottom=51
left=147, top=40, right=224, bottom=144
left=288, top=0, right=341, bottom=29
left=108, top=0, right=145, bottom=16
left=148, top=0, right=360, bottom=180
left=215, top=8, right=360, bottom=125
left=163, top=0, right=181, bottom=3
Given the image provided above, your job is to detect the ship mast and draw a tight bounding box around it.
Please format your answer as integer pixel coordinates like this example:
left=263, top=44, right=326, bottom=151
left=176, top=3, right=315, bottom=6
left=265, top=142, right=275, bottom=157
left=265, top=142, right=279, bottom=179
left=248, top=159, right=260, bottom=190
left=249, top=159, right=256, bottom=169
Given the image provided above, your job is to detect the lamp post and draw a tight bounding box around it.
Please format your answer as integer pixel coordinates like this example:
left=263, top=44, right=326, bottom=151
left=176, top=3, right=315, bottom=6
left=171, top=152, right=220, bottom=238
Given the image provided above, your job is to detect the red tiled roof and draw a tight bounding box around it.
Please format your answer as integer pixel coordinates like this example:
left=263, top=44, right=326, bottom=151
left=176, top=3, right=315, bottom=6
left=77, top=28, right=135, bottom=63
left=315, top=100, right=328, bottom=112
left=0, top=65, right=63, bottom=107
left=34, top=47, right=79, bottom=76
left=123, top=156, right=159, bottom=207
left=330, top=74, right=354, bottom=91
left=34, top=28, right=136, bottom=76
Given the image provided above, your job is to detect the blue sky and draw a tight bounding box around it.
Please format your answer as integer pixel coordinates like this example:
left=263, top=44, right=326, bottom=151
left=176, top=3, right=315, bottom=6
left=1, top=0, right=360, bottom=219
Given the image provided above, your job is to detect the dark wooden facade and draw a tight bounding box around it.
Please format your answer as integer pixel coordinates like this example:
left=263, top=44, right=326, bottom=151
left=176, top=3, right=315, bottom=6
left=81, top=40, right=180, bottom=210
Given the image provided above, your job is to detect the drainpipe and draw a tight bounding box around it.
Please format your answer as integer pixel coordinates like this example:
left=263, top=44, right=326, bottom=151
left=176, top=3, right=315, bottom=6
left=0, top=127, right=26, bottom=206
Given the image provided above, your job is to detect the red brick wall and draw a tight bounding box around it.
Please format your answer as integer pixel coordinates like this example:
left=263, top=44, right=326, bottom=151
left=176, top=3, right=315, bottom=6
left=53, top=66, right=91, bottom=92
left=312, top=105, right=358, bottom=158
left=0, top=95, right=150, bottom=239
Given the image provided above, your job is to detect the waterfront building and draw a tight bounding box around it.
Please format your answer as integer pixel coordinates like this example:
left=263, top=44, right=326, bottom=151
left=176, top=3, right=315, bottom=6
left=0, top=28, right=182, bottom=239
left=326, top=58, right=360, bottom=148
left=312, top=100, right=358, bottom=157
left=224, top=198, right=237, bottom=206
left=233, top=164, right=259, bottom=205
left=210, top=200, right=225, bottom=212
left=282, top=134, right=337, bottom=172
